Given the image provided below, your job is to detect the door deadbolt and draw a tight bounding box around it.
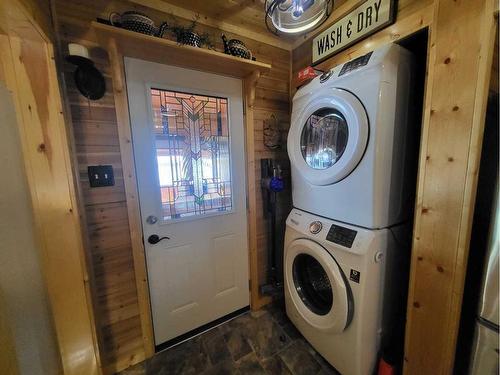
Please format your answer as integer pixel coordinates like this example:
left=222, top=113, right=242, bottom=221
left=146, top=215, right=158, bottom=225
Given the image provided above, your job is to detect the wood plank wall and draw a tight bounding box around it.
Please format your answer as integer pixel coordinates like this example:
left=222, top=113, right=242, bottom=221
left=53, top=0, right=291, bottom=371
left=18, top=0, right=53, bottom=40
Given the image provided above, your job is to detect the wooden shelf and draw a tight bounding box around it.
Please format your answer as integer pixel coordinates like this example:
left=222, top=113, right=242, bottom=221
left=92, top=21, right=271, bottom=78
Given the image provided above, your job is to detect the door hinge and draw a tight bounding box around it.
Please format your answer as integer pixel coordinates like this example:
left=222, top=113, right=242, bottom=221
left=248, top=279, right=252, bottom=291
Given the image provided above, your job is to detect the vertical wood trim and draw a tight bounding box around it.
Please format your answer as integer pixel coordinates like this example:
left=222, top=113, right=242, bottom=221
left=244, top=71, right=272, bottom=311
left=244, top=71, right=259, bottom=310
left=404, top=0, right=497, bottom=373
left=48, top=1, right=106, bottom=366
left=0, top=1, right=100, bottom=372
left=443, top=1, right=497, bottom=370
left=107, top=38, right=155, bottom=359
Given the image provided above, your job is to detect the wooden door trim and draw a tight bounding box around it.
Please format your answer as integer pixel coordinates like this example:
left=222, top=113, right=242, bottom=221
left=244, top=71, right=273, bottom=311
left=106, top=38, right=156, bottom=360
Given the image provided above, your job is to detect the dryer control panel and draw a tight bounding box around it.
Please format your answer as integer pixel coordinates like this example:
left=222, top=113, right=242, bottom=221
left=338, top=51, right=373, bottom=77
left=326, top=224, right=357, bottom=248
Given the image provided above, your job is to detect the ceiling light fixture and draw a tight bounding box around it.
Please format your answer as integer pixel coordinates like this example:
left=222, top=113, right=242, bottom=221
left=265, top=0, right=333, bottom=35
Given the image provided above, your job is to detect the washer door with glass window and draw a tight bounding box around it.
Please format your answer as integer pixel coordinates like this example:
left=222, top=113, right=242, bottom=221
left=285, top=238, right=353, bottom=333
left=288, top=88, right=369, bottom=186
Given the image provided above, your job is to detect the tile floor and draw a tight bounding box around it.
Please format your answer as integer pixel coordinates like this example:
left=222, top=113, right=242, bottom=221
left=119, top=300, right=339, bottom=375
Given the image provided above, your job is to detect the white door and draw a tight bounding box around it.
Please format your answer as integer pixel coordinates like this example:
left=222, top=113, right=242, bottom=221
left=125, top=58, right=249, bottom=346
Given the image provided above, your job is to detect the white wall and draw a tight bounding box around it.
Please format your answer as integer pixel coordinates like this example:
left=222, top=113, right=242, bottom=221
left=0, top=82, right=61, bottom=374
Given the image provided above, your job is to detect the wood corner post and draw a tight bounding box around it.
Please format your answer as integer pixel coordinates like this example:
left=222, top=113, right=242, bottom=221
left=403, top=0, right=497, bottom=373
left=244, top=70, right=272, bottom=311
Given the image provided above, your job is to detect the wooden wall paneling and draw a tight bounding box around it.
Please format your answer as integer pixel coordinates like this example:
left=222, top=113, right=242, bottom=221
left=54, top=0, right=291, bottom=371
left=53, top=2, right=147, bottom=370
left=253, top=106, right=292, bottom=289
left=62, top=52, right=144, bottom=375
left=17, top=0, right=54, bottom=41
left=404, top=1, right=497, bottom=373
left=0, top=1, right=100, bottom=374
left=50, top=3, right=109, bottom=365
left=250, top=35, right=291, bottom=294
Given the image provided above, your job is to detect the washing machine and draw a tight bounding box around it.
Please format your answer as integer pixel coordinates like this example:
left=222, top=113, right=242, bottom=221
left=288, top=44, right=415, bottom=229
left=284, top=208, right=409, bottom=375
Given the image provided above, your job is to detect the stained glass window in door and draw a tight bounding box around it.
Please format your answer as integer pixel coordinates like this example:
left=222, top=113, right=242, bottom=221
left=150, top=88, right=232, bottom=220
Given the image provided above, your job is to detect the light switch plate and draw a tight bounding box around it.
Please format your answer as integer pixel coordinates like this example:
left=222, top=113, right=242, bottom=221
left=88, top=165, right=114, bottom=187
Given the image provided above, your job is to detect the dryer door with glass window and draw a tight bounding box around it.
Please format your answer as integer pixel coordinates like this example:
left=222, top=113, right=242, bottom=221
left=288, top=88, right=368, bottom=186
left=285, top=238, right=353, bottom=333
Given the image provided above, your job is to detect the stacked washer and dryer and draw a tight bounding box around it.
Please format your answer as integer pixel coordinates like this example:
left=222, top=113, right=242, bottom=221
left=284, top=44, right=416, bottom=375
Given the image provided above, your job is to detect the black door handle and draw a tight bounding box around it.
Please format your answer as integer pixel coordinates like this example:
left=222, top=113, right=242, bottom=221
left=147, top=234, right=170, bottom=244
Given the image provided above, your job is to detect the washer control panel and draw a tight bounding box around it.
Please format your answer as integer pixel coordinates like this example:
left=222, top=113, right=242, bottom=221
left=309, top=221, right=323, bottom=234
left=326, top=224, right=357, bottom=248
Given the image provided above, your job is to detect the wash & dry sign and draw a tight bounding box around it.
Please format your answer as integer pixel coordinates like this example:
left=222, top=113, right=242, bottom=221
left=312, top=0, right=396, bottom=64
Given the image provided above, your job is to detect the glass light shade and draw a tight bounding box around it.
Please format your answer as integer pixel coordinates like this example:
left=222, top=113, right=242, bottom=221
left=269, top=0, right=330, bottom=34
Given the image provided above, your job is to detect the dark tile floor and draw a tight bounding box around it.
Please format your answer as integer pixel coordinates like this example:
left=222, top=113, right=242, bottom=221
left=119, top=300, right=339, bottom=375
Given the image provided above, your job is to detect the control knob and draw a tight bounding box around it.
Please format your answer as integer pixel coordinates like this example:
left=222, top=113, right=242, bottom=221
left=319, top=69, right=333, bottom=83
left=309, top=221, right=323, bottom=234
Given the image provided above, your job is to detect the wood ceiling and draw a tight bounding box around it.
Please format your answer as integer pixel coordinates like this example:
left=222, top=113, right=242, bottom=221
left=159, top=0, right=278, bottom=37
left=128, top=0, right=353, bottom=50
left=129, top=0, right=297, bottom=49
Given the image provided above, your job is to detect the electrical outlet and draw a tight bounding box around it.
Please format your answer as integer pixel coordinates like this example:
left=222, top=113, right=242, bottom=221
left=88, top=165, right=114, bottom=187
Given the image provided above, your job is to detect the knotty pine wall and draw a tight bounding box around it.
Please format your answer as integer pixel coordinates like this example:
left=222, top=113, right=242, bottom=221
left=18, top=0, right=53, bottom=40
left=53, top=0, right=291, bottom=371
